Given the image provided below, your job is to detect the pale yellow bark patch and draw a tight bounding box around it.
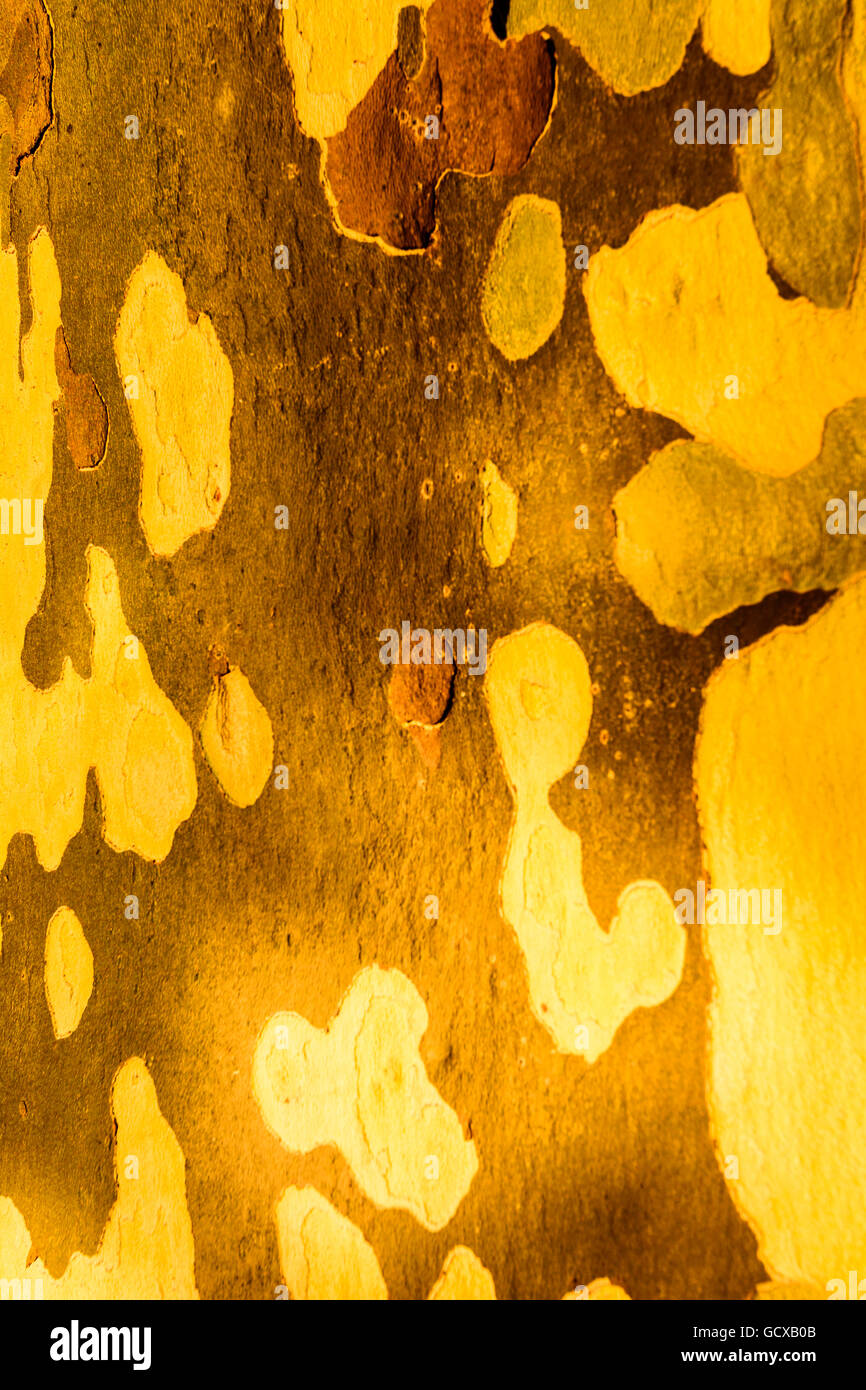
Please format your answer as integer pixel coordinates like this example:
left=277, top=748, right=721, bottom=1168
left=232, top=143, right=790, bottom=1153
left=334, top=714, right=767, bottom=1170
left=485, top=622, right=684, bottom=1063
left=695, top=577, right=866, bottom=1288
left=0, top=1058, right=198, bottom=1298
left=280, top=0, right=435, bottom=141
left=199, top=665, right=274, bottom=808
left=44, top=905, right=93, bottom=1039
left=114, top=250, right=233, bottom=557
left=274, top=1187, right=494, bottom=1300
left=253, top=965, right=477, bottom=1230
left=585, top=194, right=866, bottom=477
left=0, top=230, right=197, bottom=871
left=480, top=460, right=518, bottom=568
left=428, top=1245, right=496, bottom=1300
left=481, top=196, right=566, bottom=361
left=275, top=1187, right=388, bottom=1300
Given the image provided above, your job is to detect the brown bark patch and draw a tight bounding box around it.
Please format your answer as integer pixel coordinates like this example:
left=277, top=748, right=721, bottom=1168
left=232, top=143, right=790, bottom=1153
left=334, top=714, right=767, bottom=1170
left=326, top=0, right=554, bottom=250
left=54, top=327, right=108, bottom=470
left=0, top=0, right=53, bottom=176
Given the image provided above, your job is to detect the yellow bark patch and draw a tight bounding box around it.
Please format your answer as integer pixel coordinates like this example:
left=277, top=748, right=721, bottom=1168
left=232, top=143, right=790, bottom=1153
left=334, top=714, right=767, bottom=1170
left=563, top=1277, right=631, bottom=1300
left=0, top=1057, right=198, bottom=1298
left=585, top=194, right=866, bottom=477
left=480, top=460, right=518, bottom=567
left=485, top=622, right=684, bottom=1062
left=507, top=0, right=768, bottom=93
left=1, top=225, right=60, bottom=669
left=481, top=195, right=566, bottom=362
left=44, top=905, right=93, bottom=1039
left=253, top=965, right=477, bottom=1230
left=0, top=541, right=198, bottom=869
left=199, top=664, right=274, bottom=808
left=0, top=230, right=197, bottom=871
left=279, top=0, right=435, bottom=141
left=428, top=1245, right=496, bottom=1300
left=703, top=0, right=772, bottom=74
left=695, top=578, right=866, bottom=1288
left=114, top=250, right=233, bottom=557
left=756, top=1280, right=826, bottom=1300
left=275, top=1187, right=388, bottom=1300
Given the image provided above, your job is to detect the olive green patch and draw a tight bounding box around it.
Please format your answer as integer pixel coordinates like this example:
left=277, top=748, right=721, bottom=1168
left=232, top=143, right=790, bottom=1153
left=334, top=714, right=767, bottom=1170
left=481, top=195, right=565, bottom=361
left=614, top=398, right=866, bottom=632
